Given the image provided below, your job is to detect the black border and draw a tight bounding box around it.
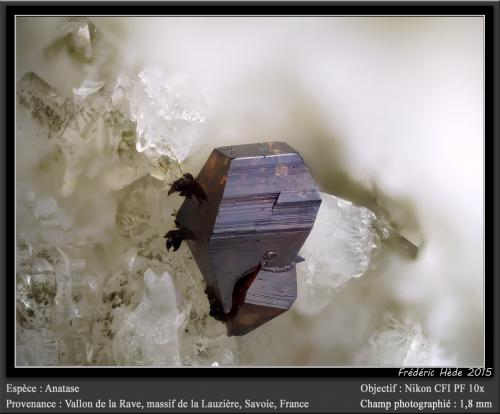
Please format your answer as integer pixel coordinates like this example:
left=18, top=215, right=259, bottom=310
left=3, top=1, right=498, bottom=379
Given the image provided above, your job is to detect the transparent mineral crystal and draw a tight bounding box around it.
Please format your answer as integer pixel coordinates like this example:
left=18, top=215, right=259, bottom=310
left=64, top=18, right=97, bottom=61
left=58, top=89, right=105, bottom=161
left=104, top=89, right=181, bottom=189
left=354, top=315, right=452, bottom=366
left=34, top=244, right=71, bottom=304
left=111, top=68, right=205, bottom=163
left=90, top=251, right=144, bottom=364
left=295, top=192, right=377, bottom=315
left=16, top=258, right=57, bottom=329
left=131, top=235, right=238, bottom=366
left=29, top=258, right=57, bottom=307
left=59, top=85, right=131, bottom=196
left=115, top=174, right=171, bottom=247
left=52, top=16, right=120, bottom=81
left=112, top=268, right=185, bottom=366
left=373, top=215, right=419, bottom=259
left=17, top=72, right=71, bottom=138
left=29, top=246, right=97, bottom=366
left=73, top=79, right=104, bottom=102
left=304, top=192, right=377, bottom=285
left=45, top=256, right=94, bottom=366
left=45, top=17, right=98, bottom=62
left=17, top=68, right=184, bottom=196
left=16, top=71, right=101, bottom=195
left=68, top=260, right=92, bottom=332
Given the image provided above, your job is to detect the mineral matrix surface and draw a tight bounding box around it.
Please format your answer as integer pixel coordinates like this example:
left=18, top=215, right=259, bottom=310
left=175, top=142, right=321, bottom=336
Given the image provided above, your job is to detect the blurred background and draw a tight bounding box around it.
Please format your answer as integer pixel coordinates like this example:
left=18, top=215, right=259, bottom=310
left=16, top=16, right=484, bottom=366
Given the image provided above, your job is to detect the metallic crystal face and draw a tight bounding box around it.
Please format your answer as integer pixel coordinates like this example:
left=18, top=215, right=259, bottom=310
left=174, top=142, right=321, bottom=336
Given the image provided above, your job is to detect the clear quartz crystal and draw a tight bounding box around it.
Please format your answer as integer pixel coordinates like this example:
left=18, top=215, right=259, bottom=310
left=104, top=90, right=179, bottom=189
left=112, top=68, right=205, bottom=163
left=58, top=89, right=109, bottom=196
left=35, top=244, right=71, bottom=299
left=354, top=315, right=451, bottom=366
left=73, top=80, right=104, bottom=102
left=58, top=89, right=106, bottom=162
left=50, top=17, right=98, bottom=62
left=115, top=174, right=171, bottom=247
left=134, top=237, right=238, bottom=366
left=16, top=72, right=71, bottom=139
left=60, top=258, right=94, bottom=366
left=90, top=251, right=144, bottom=364
left=16, top=71, right=103, bottom=196
left=68, top=260, right=92, bottom=332
left=17, top=70, right=181, bottom=196
left=112, top=268, right=185, bottom=366
left=16, top=258, right=57, bottom=329
left=295, top=192, right=377, bottom=315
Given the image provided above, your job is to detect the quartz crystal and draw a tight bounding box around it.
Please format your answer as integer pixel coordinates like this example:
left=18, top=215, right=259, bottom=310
left=295, top=192, right=377, bottom=315
left=354, top=315, right=452, bottom=366
left=16, top=258, right=57, bottom=329
left=294, top=192, right=420, bottom=315
left=46, top=17, right=98, bottom=62
left=104, top=85, right=180, bottom=190
left=113, top=269, right=185, bottom=366
left=89, top=251, right=144, bottom=365
left=17, top=70, right=184, bottom=195
left=301, top=192, right=377, bottom=288
left=111, top=68, right=206, bottom=163
left=146, top=240, right=239, bottom=366
left=115, top=174, right=170, bottom=247
left=17, top=72, right=71, bottom=139
left=73, top=80, right=105, bottom=103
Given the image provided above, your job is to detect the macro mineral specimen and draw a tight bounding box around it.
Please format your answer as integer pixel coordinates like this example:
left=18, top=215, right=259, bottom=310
left=167, top=142, right=321, bottom=336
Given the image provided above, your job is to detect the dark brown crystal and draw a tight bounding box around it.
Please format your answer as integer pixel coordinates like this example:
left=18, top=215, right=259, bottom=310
left=174, top=142, right=321, bottom=336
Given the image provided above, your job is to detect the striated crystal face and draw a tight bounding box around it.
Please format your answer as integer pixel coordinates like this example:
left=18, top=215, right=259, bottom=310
left=174, top=142, right=321, bottom=336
